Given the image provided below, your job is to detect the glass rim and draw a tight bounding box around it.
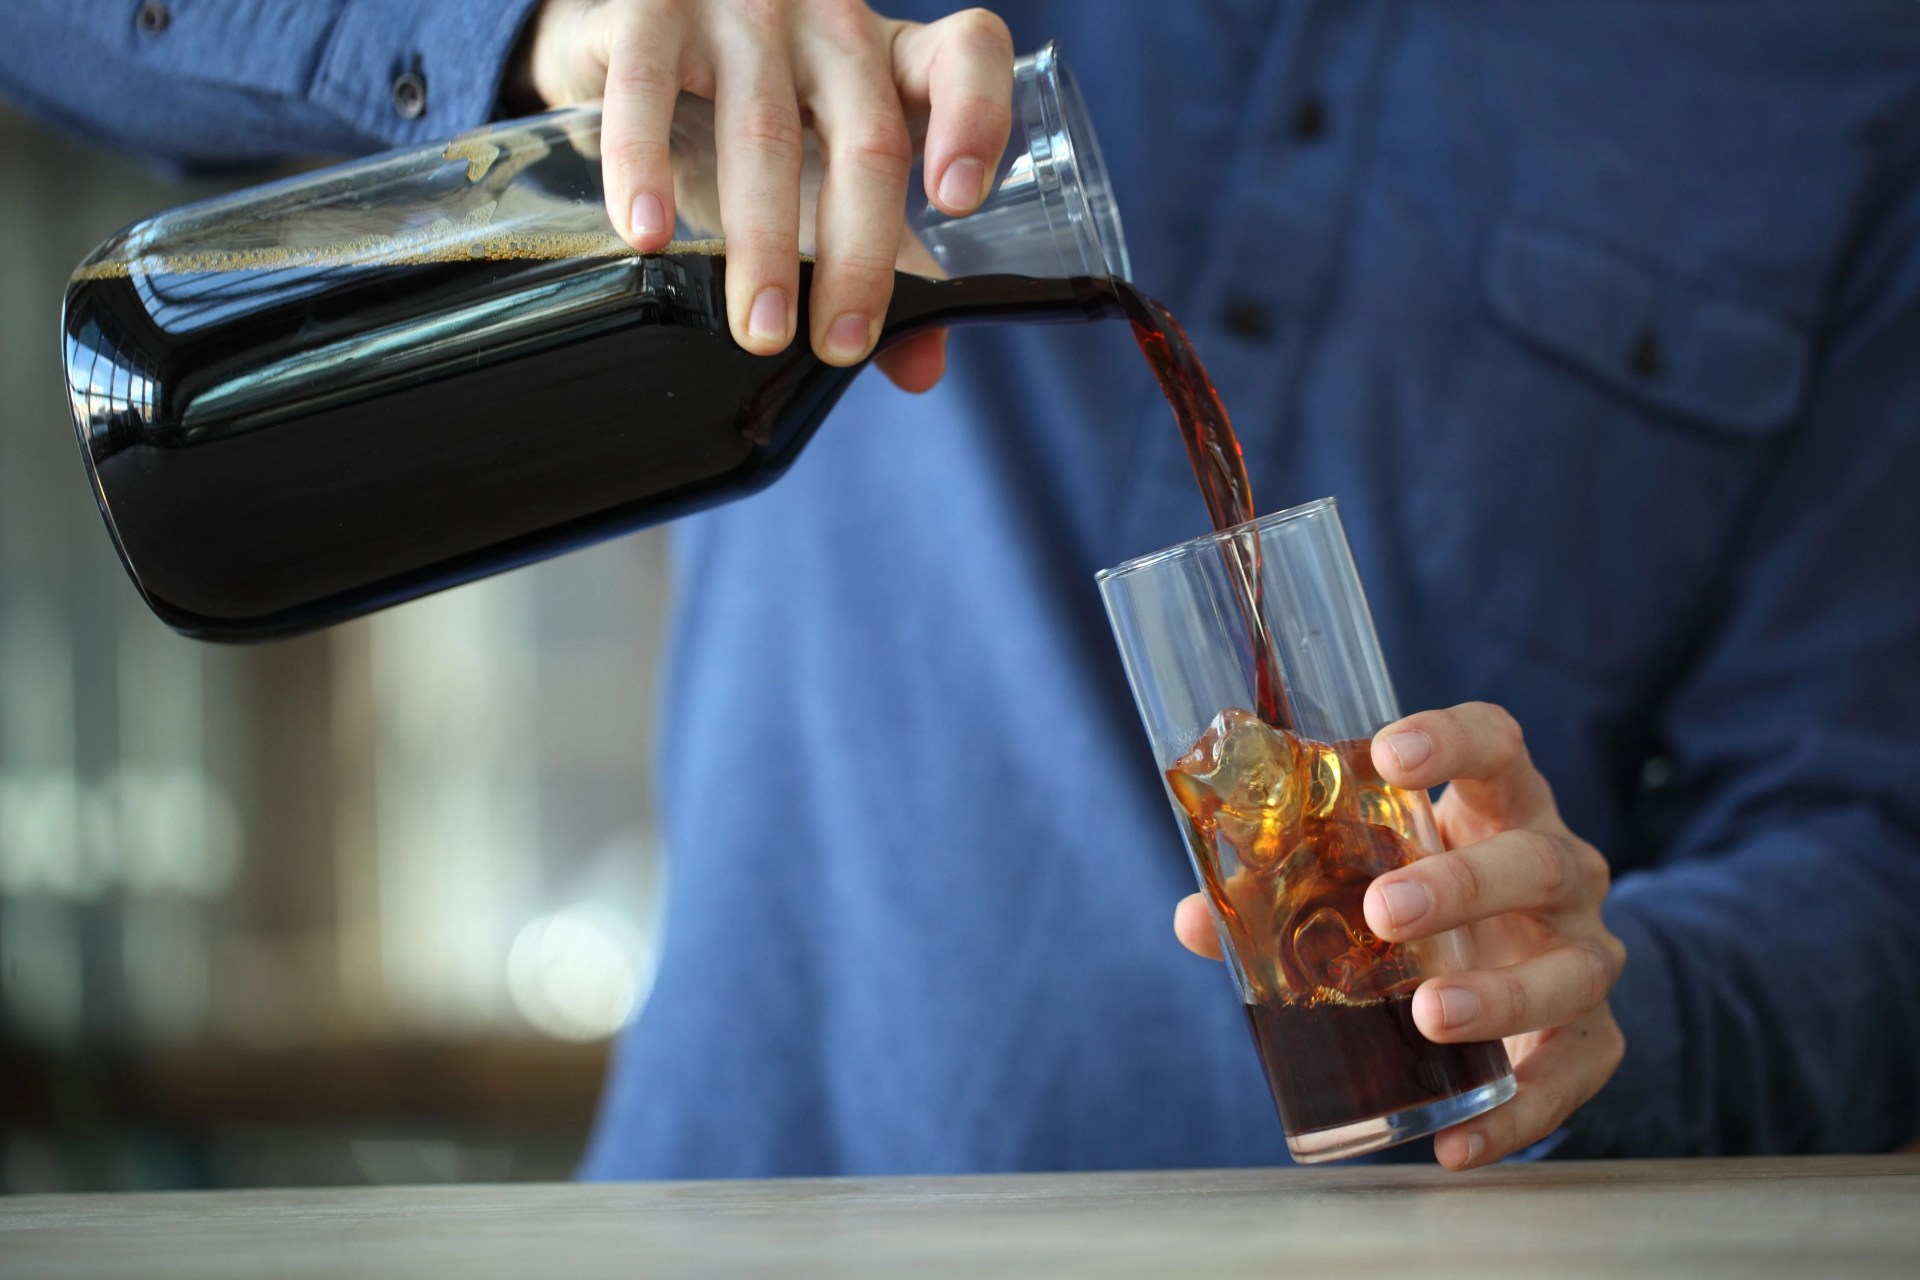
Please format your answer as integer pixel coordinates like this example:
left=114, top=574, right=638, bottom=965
left=1093, top=496, right=1340, bottom=584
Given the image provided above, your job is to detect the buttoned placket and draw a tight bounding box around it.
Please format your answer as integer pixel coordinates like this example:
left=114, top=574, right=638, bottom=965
left=1118, top=0, right=1402, bottom=549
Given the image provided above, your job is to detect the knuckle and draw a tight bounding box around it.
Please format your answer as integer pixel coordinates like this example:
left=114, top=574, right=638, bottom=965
left=820, top=253, right=898, bottom=306
left=731, top=224, right=800, bottom=264
left=1574, top=940, right=1617, bottom=1009
left=730, top=0, right=784, bottom=32
left=606, top=13, right=670, bottom=73
left=735, top=98, right=805, bottom=156
left=1437, top=852, right=1486, bottom=914
left=1428, top=709, right=1482, bottom=779
left=1579, top=843, right=1613, bottom=901
left=952, top=93, right=1013, bottom=139
left=953, top=7, right=1015, bottom=56
left=608, top=137, right=672, bottom=182
left=1601, top=931, right=1628, bottom=982
left=828, top=246, right=899, bottom=283
left=607, top=54, right=678, bottom=102
left=813, top=0, right=884, bottom=51
left=841, top=119, right=914, bottom=172
left=1501, top=971, right=1531, bottom=1026
left=1517, top=829, right=1571, bottom=898
left=1481, top=701, right=1526, bottom=761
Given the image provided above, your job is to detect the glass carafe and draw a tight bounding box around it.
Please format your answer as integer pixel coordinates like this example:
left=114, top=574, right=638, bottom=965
left=62, top=43, right=1129, bottom=641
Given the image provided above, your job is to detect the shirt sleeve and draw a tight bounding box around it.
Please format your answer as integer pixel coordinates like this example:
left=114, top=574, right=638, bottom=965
left=0, top=0, right=543, bottom=166
left=1554, top=165, right=1920, bottom=1156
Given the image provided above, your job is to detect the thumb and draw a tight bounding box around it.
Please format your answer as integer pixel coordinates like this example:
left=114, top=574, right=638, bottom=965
left=1174, top=893, right=1225, bottom=961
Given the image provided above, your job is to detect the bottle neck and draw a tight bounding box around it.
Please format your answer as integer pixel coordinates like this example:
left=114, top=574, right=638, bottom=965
left=879, top=271, right=1127, bottom=342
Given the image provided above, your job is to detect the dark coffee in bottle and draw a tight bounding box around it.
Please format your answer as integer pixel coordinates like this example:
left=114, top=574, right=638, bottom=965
left=63, top=242, right=1117, bottom=639
left=64, top=45, right=1140, bottom=641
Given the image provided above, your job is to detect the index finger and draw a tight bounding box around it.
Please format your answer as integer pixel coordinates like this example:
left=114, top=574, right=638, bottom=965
left=600, top=17, right=686, bottom=252
left=1371, top=701, right=1557, bottom=827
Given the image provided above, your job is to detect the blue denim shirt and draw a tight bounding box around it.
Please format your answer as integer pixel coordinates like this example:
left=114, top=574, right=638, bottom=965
left=9, top=1, right=1919, bottom=1173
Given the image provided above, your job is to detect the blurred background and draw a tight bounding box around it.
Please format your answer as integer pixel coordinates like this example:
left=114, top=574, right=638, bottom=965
left=0, top=104, right=670, bottom=1192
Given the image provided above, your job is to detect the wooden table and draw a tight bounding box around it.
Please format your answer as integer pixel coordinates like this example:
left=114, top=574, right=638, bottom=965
left=3, top=1156, right=1914, bottom=1279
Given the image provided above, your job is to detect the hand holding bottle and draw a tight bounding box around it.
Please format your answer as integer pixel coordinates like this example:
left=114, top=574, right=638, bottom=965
left=507, top=0, right=1019, bottom=390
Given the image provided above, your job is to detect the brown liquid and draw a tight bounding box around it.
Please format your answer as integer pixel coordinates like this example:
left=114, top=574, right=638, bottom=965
left=1117, top=291, right=1290, bottom=727
left=66, top=231, right=1268, bottom=645
left=63, top=247, right=1119, bottom=639
left=1134, top=298, right=1510, bottom=1140
left=1248, top=996, right=1511, bottom=1135
left=1169, top=709, right=1510, bottom=1138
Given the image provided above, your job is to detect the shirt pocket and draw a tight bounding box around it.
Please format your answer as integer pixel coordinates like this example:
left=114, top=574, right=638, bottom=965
left=1484, top=220, right=1810, bottom=437
left=1409, top=216, right=1813, bottom=683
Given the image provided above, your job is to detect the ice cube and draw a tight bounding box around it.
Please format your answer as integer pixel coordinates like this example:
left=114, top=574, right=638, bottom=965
left=1169, top=713, right=1429, bottom=1003
left=1333, top=738, right=1421, bottom=841
left=1166, top=708, right=1307, bottom=874
left=1272, top=853, right=1421, bottom=1002
left=1286, top=894, right=1421, bottom=1002
left=1290, top=904, right=1380, bottom=996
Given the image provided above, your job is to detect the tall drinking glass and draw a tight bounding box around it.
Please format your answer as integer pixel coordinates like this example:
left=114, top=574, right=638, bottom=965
left=1097, top=498, right=1515, bottom=1162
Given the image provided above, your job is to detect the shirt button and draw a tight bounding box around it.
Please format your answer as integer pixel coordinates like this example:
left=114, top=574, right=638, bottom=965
left=135, top=2, right=170, bottom=34
left=1291, top=94, right=1328, bottom=142
left=391, top=71, right=429, bottom=120
left=1221, top=298, right=1274, bottom=341
left=1628, top=328, right=1665, bottom=380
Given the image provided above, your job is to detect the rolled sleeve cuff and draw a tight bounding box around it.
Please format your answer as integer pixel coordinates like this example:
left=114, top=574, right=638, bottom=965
left=1543, top=889, right=1688, bottom=1157
left=311, top=0, right=544, bottom=146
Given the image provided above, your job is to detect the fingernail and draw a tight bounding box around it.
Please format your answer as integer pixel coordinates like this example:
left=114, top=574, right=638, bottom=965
left=825, top=312, right=871, bottom=360
left=1436, top=986, right=1481, bottom=1029
left=938, top=157, right=986, bottom=213
left=629, top=192, right=666, bottom=241
left=748, top=288, right=789, bottom=344
left=1377, top=880, right=1433, bottom=929
left=1382, top=730, right=1432, bottom=770
left=1464, top=1132, right=1487, bottom=1166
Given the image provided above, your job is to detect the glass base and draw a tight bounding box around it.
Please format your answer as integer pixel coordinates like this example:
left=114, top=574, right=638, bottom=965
left=1285, top=1072, right=1518, bottom=1164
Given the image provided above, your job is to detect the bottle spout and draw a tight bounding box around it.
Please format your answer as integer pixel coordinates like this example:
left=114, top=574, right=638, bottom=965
left=906, top=42, right=1132, bottom=283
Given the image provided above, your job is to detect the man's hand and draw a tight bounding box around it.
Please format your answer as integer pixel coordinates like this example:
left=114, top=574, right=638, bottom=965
left=1173, top=701, right=1626, bottom=1169
left=507, top=0, right=1016, bottom=392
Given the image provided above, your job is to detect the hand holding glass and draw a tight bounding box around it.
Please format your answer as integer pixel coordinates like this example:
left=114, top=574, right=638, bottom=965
left=1098, top=498, right=1516, bottom=1161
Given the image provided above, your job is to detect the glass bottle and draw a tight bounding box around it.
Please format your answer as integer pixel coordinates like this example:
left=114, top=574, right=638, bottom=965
left=62, top=43, right=1129, bottom=641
